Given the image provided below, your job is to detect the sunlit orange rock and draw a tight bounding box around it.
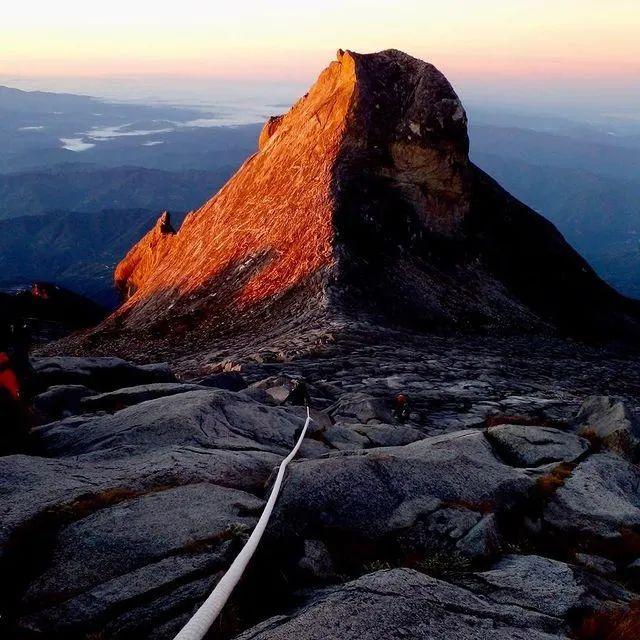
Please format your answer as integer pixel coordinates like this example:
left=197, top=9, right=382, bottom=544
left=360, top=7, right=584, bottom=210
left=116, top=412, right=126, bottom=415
left=68, top=49, right=640, bottom=365
left=110, top=50, right=471, bottom=329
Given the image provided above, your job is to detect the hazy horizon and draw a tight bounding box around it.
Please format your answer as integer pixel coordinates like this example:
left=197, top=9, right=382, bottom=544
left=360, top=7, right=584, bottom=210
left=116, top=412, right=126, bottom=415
left=2, top=65, right=640, bottom=130
left=3, top=0, right=639, bottom=122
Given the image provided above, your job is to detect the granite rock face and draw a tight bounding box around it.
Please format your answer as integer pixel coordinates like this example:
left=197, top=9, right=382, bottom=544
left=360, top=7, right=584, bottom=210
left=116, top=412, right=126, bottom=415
left=572, top=395, right=640, bottom=460
left=234, top=568, right=569, bottom=640
left=53, top=49, right=640, bottom=367
left=486, top=424, right=589, bottom=467
left=3, top=340, right=640, bottom=639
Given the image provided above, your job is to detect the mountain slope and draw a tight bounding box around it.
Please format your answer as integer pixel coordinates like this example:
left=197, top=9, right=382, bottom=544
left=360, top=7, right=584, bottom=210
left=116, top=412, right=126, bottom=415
left=471, top=151, right=640, bottom=298
left=60, top=49, right=640, bottom=366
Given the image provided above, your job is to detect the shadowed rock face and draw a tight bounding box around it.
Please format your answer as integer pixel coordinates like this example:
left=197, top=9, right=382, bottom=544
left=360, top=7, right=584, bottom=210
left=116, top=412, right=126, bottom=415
left=66, top=49, right=640, bottom=364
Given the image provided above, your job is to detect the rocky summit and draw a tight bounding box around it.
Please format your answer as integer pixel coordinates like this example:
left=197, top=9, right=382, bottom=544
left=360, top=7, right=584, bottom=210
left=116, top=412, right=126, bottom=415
left=4, top=50, right=640, bottom=640
left=54, top=48, right=640, bottom=369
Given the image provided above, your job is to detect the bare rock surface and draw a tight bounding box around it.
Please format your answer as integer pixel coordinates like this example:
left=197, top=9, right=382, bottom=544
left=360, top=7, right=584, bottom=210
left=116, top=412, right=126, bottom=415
left=267, top=430, right=534, bottom=554
left=33, top=356, right=175, bottom=391
left=486, top=424, right=589, bottom=467
left=543, top=453, right=640, bottom=542
left=572, top=395, right=640, bottom=460
left=33, top=384, right=94, bottom=421
left=34, top=389, right=325, bottom=458
left=50, top=49, right=640, bottom=366
left=18, top=483, right=262, bottom=635
left=233, top=568, right=568, bottom=640
left=4, top=338, right=640, bottom=639
left=79, top=382, right=206, bottom=413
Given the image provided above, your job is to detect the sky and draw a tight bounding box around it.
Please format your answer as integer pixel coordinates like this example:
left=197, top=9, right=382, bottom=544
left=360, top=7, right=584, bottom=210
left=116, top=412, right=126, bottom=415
left=2, top=0, right=639, bottom=115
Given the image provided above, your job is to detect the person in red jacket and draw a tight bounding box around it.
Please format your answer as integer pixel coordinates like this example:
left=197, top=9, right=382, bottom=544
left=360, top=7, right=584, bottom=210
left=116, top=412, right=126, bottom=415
left=0, top=321, right=32, bottom=454
left=393, top=393, right=411, bottom=423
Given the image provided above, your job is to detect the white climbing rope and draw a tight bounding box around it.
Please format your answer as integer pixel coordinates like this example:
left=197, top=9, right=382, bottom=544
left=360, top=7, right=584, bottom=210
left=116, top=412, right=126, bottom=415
left=173, top=406, right=312, bottom=640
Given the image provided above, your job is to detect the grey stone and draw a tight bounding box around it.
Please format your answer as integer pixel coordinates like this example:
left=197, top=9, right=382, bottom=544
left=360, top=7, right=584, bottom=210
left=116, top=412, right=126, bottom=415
left=470, top=555, right=584, bottom=618
left=328, top=392, right=394, bottom=424
left=196, top=371, right=248, bottom=391
left=33, top=385, right=94, bottom=420
left=573, top=396, right=640, bottom=460
left=297, top=539, right=335, bottom=580
left=339, top=422, right=425, bottom=448
left=34, top=389, right=329, bottom=458
left=268, top=430, right=533, bottom=549
left=574, top=553, right=617, bottom=576
left=0, top=447, right=278, bottom=557
left=234, top=568, right=567, bottom=640
left=486, top=424, right=588, bottom=467
left=323, top=425, right=371, bottom=450
left=19, top=483, right=261, bottom=635
left=456, top=513, right=503, bottom=559
left=80, top=382, right=205, bottom=413
left=543, top=453, right=640, bottom=541
left=33, top=356, right=175, bottom=392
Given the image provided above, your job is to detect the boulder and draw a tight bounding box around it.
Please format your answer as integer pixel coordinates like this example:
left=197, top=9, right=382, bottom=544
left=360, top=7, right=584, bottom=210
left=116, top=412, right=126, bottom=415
left=355, top=423, right=425, bottom=447
left=34, top=389, right=329, bottom=459
left=17, top=483, right=262, bottom=636
left=456, top=513, right=503, bottom=559
left=328, top=393, right=394, bottom=424
left=268, top=430, right=534, bottom=560
left=0, top=448, right=279, bottom=558
left=574, top=553, right=617, bottom=577
left=322, top=425, right=371, bottom=450
left=297, top=539, right=336, bottom=581
left=486, top=424, right=588, bottom=467
left=196, top=371, right=248, bottom=392
left=33, top=385, right=93, bottom=421
left=324, top=422, right=424, bottom=450
left=469, top=555, right=584, bottom=618
left=543, top=453, right=640, bottom=544
left=32, top=357, right=175, bottom=393
left=572, top=396, right=640, bottom=460
left=80, top=382, right=205, bottom=413
left=458, top=553, right=633, bottom=620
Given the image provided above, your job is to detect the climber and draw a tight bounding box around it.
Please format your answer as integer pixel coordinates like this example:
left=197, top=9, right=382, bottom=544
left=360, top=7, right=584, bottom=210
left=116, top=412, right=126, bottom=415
left=393, top=393, right=411, bottom=423
left=0, top=320, right=33, bottom=454
left=8, top=320, right=34, bottom=399
left=284, top=377, right=312, bottom=407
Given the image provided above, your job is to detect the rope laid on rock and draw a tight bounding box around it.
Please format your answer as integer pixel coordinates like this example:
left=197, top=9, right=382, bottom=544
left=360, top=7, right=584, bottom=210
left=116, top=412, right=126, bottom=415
left=173, top=406, right=312, bottom=640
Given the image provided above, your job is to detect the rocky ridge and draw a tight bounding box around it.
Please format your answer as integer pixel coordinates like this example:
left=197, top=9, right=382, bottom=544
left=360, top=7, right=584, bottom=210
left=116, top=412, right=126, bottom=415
left=52, top=49, right=640, bottom=369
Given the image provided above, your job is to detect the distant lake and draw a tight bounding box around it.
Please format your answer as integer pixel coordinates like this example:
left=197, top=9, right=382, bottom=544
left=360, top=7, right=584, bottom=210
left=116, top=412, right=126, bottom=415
left=60, top=138, right=96, bottom=152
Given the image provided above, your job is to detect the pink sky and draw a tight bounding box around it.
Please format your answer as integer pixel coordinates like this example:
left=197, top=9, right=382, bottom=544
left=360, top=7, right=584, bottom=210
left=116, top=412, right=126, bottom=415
left=2, top=0, right=639, bottom=83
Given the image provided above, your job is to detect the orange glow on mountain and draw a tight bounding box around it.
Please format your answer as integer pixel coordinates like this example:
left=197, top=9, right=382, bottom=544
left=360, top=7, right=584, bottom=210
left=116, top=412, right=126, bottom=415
left=114, top=53, right=356, bottom=325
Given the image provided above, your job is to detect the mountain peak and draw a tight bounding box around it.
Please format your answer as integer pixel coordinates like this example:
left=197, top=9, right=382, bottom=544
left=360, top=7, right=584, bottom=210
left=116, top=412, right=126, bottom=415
left=63, top=49, right=640, bottom=366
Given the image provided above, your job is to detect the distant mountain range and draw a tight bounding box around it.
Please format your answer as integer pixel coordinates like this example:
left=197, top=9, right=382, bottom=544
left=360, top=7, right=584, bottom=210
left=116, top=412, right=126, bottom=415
left=0, top=209, right=186, bottom=307
left=470, top=123, right=640, bottom=181
left=0, top=164, right=234, bottom=219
